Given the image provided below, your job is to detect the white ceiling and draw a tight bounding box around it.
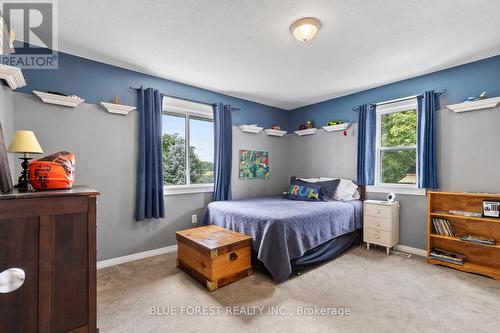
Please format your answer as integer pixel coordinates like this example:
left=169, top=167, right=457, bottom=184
left=32, top=1, right=500, bottom=109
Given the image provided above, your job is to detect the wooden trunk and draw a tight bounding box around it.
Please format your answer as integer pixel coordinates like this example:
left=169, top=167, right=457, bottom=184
left=176, top=225, right=253, bottom=291
left=0, top=186, right=99, bottom=332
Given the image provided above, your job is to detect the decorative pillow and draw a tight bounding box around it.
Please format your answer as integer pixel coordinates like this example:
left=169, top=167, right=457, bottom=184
left=297, top=177, right=321, bottom=183
left=318, top=179, right=341, bottom=201
left=319, top=177, right=360, bottom=201
left=285, top=177, right=321, bottom=201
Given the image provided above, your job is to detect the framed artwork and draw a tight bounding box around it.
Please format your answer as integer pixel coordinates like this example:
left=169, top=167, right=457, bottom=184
left=0, top=123, right=13, bottom=193
left=239, top=150, right=269, bottom=179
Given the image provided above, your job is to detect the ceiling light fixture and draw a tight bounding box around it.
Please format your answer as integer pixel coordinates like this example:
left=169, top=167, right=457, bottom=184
left=290, top=17, right=321, bottom=42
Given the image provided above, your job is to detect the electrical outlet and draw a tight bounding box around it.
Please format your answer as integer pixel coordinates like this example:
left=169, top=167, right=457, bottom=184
left=191, top=214, right=197, bottom=224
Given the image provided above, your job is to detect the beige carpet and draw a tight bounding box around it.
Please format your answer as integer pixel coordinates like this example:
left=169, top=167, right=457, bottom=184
left=97, top=245, right=500, bottom=333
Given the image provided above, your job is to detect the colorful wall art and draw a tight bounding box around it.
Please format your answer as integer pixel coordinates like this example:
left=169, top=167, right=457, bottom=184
left=239, top=150, right=269, bottom=179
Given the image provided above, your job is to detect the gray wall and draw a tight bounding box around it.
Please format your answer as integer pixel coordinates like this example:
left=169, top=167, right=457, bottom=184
left=232, top=127, right=290, bottom=199
left=287, top=107, right=500, bottom=250
left=0, top=85, right=14, bottom=178
left=13, top=93, right=290, bottom=260
left=437, top=107, right=500, bottom=193
left=287, top=125, right=358, bottom=180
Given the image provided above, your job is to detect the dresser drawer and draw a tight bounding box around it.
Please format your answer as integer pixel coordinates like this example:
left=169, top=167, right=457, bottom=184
left=365, top=216, right=391, bottom=231
left=365, top=204, right=391, bottom=218
left=364, top=228, right=391, bottom=245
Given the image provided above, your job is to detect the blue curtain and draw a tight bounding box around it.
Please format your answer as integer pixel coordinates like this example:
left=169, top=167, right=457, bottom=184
left=135, top=87, right=165, bottom=220
left=213, top=103, right=232, bottom=201
left=417, top=91, right=438, bottom=189
left=356, top=104, right=376, bottom=185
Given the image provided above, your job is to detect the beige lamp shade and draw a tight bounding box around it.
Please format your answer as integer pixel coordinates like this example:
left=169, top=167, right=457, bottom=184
left=8, top=130, right=43, bottom=154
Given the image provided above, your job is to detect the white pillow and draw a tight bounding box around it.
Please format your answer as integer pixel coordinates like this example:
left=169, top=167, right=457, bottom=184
left=297, top=177, right=321, bottom=183
left=319, top=177, right=359, bottom=201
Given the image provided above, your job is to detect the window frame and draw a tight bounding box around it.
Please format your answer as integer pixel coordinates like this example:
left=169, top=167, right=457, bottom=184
left=369, top=98, right=426, bottom=196
left=162, top=97, right=214, bottom=196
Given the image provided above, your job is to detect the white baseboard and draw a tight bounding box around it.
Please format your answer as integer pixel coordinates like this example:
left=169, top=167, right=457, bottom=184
left=96, top=243, right=426, bottom=269
left=97, top=245, right=178, bottom=269
left=395, top=244, right=427, bottom=257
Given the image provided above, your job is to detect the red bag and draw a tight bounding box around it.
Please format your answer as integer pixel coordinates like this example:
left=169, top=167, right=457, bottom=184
left=29, top=151, right=75, bottom=190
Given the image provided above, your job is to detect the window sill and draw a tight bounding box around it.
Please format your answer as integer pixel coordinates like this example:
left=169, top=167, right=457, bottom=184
left=366, top=186, right=427, bottom=196
left=164, top=185, right=214, bottom=196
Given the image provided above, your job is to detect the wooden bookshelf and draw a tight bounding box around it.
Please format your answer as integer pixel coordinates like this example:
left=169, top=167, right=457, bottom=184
left=427, top=191, right=500, bottom=280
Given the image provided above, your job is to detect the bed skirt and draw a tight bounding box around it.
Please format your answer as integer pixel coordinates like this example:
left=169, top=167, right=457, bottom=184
left=252, top=229, right=362, bottom=276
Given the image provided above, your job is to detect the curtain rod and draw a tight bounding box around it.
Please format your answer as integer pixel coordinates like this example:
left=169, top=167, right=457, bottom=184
left=129, top=86, right=241, bottom=111
left=352, top=89, right=447, bottom=112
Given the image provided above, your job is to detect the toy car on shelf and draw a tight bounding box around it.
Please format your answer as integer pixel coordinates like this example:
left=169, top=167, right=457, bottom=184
left=327, top=120, right=344, bottom=126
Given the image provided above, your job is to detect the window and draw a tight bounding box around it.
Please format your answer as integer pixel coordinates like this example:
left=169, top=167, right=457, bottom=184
left=374, top=98, right=424, bottom=194
left=189, top=117, right=214, bottom=184
left=161, top=97, right=214, bottom=195
left=162, top=113, right=187, bottom=185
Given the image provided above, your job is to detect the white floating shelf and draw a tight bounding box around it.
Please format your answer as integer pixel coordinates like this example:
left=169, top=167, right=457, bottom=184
left=264, top=129, right=287, bottom=137
left=0, top=64, right=26, bottom=90
left=33, top=91, right=84, bottom=108
left=239, top=124, right=263, bottom=134
left=322, top=123, right=351, bottom=132
left=447, top=97, right=500, bottom=113
left=294, top=128, right=318, bottom=136
left=100, top=102, right=136, bottom=115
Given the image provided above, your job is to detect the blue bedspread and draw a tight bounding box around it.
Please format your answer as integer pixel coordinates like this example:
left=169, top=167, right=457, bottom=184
left=199, top=196, right=363, bottom=282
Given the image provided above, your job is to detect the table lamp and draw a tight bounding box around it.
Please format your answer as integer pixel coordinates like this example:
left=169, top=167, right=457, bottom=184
left=8, top=130, right=43, bottom=189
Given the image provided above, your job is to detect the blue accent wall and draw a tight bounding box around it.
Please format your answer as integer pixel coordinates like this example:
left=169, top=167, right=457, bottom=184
left=289, top=55, right=500, bottom=129
left=16, top=47, right=290, bottom=130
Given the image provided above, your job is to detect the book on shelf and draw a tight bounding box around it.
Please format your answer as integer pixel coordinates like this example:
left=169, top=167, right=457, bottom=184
left=448, top=210, right=482, bottom=218
left=459, top=234, right=496, bottom=246
left=432, top=218, right=456, bottom=237
left=430, top=248, right=467, bottom=265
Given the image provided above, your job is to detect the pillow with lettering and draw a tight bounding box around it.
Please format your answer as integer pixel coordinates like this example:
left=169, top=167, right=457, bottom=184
left=284, top=177, right=321, bottom=201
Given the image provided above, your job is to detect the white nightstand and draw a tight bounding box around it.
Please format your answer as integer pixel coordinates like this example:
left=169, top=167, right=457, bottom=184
left=363, top=200, right=400, bottom=255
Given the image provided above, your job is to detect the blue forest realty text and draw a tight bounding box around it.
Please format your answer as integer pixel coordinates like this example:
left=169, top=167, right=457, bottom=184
left=149, top=305, right=351, bottom=317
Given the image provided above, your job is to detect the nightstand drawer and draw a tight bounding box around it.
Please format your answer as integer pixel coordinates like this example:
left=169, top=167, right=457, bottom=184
left=365, top=204, right=391, bottom=218
left=364, top=228, right=391, bottom=245
left=364, top=216, right=391, bottom=231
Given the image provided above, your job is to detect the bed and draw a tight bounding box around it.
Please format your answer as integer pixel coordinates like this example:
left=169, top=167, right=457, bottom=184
left=199, top=189, right=364, bottom=282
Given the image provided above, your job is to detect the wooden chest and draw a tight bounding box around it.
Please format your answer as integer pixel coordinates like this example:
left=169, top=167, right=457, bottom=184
left=176, top=225, right=253, bottom=291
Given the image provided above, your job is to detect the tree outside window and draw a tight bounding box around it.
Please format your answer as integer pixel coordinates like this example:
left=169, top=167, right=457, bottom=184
left=162, top=113, right=214, bottom=186
left=376, top=99, right=418, bottom=186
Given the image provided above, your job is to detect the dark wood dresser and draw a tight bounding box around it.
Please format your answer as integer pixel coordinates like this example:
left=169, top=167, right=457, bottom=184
left=0, top=186, right=99, bottom=333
